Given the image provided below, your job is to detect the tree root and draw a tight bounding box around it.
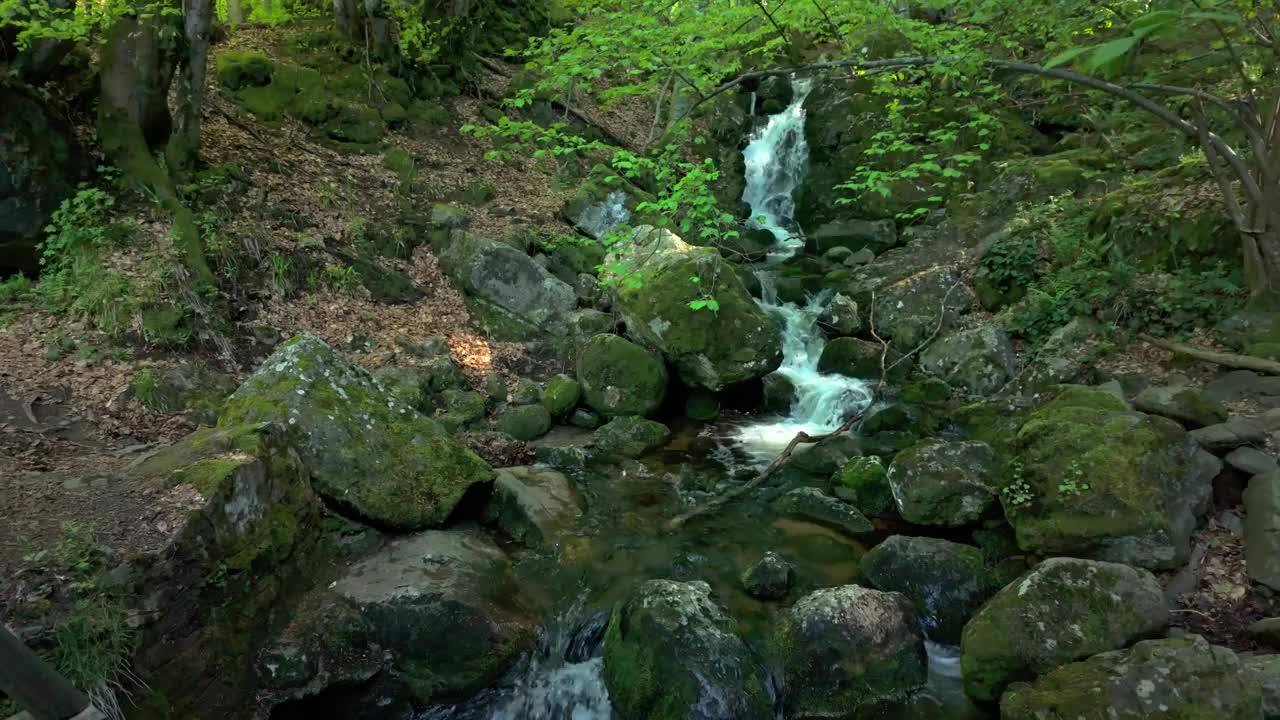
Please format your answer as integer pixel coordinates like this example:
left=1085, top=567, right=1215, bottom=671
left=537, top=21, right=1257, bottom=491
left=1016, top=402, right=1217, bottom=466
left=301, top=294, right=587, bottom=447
left=1141, top=334, right=1280, bottom=375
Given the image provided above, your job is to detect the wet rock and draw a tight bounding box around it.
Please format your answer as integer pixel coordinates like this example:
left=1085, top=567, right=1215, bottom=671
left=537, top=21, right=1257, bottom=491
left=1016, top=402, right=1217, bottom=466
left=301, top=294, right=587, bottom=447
left=771, top=585, right=926, bottom=717
left=569, top=407, right=603, bottom=430
left=762, top=372, right=796, bottom=412
left=788, top=433, right=863, bottom=476
left=808, top=218, right=899, bottom=255
left=860, top=536, right=992, bottom=645
left=441, top=233, right=577, bottom=335
left=1192, top=417, right=1267, bottom=453
left=1006, top=386, right=1221, bottom=569
left=961, top=557, right=1169, bottom=703
left=495, top=404, right=552, bottom=441
left=592, top=416, right=670, bottom=457
left=818, top=336, right=908, bottom=380
left=608, top=226, right=782, bottom=391
left=742, top=552, right=793, bottom=600
left=1246, top=472, right=1280, bottom=591
left=772, top=487, right=874, bottom=537
left=1001, top=636, right=1262, bottom=720
left=603, top=580, right=771, bottom=720
left=484, top=466, right=582, bottom=546
left=887, top=440, right=999, bottom=527
left=832, top=455, right=894, bottom=517
left=576, top=334, right=668, bottom=418
left=541, top=374, right=582, bottom=419
left=919, top=325, right=1017, bottom=397
left=820, top=292, right=862, bottom=336
left=219, top=335, right=493, bottom=530
left=1231, top=447, right=1280, bottom=476
left=1133, top=384, right=1228, bottom=428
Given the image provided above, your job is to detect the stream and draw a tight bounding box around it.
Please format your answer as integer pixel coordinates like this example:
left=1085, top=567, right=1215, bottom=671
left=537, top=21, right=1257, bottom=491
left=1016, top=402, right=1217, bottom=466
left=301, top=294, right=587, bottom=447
left=418, top=77, right=983, bottom=720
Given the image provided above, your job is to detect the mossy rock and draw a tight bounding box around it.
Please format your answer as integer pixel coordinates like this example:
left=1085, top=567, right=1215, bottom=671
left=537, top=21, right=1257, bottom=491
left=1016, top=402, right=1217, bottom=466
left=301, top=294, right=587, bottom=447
left=818, top=336, right=906, bottom=380
left=832, top=456, right=894, bottom=517
left=772, top=487, right=874, bottom=537
left=323, top=102, right=385, bottom=145
left=860, top=536, right=993, bottom=645
left=216, top=50, right=273, bottom=90
left=887, top=440, right=999, bottom=527
left=592, top=416, right=670, bottom=458
left=541, top=375, right=581, bottom=418
left=496, top=404, right=552, bottom=442
left=431, top=389, right=486, bottom=433
left=684, top=390, right=720, bottom=421
left=576, top=334, right=669, bottom=418
left=218, top=334, right=493, bottom=530
left=961, top=557, right=1169, bottom=703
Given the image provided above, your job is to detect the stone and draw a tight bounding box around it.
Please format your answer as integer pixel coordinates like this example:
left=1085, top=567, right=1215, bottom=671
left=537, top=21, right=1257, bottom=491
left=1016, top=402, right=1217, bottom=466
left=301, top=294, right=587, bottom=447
left=608, top=226, right=782, bottom=390
left=603, top=580, right=771, bottom=720
left=788, top=433, right=863, bottom=476
left=808, top=218, right=899, bottom=255
left=0, top=86, right=84, bottom=274
left=832, top=455, right=894, bottom=517
left=846, top=235, right=975, bottom=349
left=1231, top=447, right=1280, bottom=476
left=844, top=247, right=876, bottom=266
left=1001, top=636, right=1262, bottom=720
left=218, top=335, right=493, bottom=531
left=569, top=308, right=616, bottom=337
left=576, top=334, right=668, bottom=418
left=132, top=362, right=237, bottom=425
left=860, top=536, right=993, bottom=645
left=561, top=164, right=652, bottom=240
left=1250, top=618, right=1280, bottom=649
left=569, top=408, right=603, bottom=429
left=510, top=377, right=542, bottom=405
left=887, top=440, right=999, bottom=527
left=772, top=487, right=875, bottom=537
left=1192, top=417, right=1268, bottom=452
left=1133, top=385, right=1229, bottom=428
left=771, top=585, right=926, bottom=717
left=592, top=416, right=670, bottom=457
left=741, top=552, right=793, bottom=600
left=484, top=466, right=582, bottom=546
left=1204, top=370, right=1280, bottom=405
left=762, top=372, right=796, bottom=412
left=482, top=372, right=507, bottom=403
left=1006, top=387, right=1221, bottom=569
left=441, top=233, right=577, bottom=335
left=496, top=404, right=552, bottom=441
left=960, top=557, right=1170, bottom=703
left=919, top=325, right=1017, bottom=396
left=431, top=389, right=486, bottom=432
left=1246, top=472, right=1280, bottom=592
left=1011, top=318, right=1105, bottom=394
left=820, top=292, right=862, bottom=336
left=541, top=374, right=582, bottom=418
left=684, top=390, right=720, bottom=421
left=818, top=336, right=908, bottom=380
left=823, top=246, right=855, bottom=263
left=1248, top=654, right=1280, bottom=719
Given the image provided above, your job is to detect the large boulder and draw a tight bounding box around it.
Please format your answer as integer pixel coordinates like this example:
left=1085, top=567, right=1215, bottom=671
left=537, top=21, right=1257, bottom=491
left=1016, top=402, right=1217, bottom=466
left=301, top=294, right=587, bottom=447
left=832, top=455, right=895, bottom=517
left=441, top=232, right=577, bottom=335
left=887, top=440, right=999, bottom=527
left=1005, top=386, right=1221, bottom=569
left=772, top=487, right=874, bottom=537
left=860, top=536, right=993, bottom=645
left=576, top=334, right=668, bottom=418
left=561, top=164, right=653, bottom=240
left=844, top=234, right=975, bottom=349
left=1001, top=636, right=1263, bottom=720
left=0, top=86, right=84, bottom=274
left=1010, top=318, right=1104, bottom=395
left=607, top=226, right=782, bottom=390
left=219, top=334, right=494, bottom=530
left=807, top=218, right=899, bottom=255
left=1246, top=472, right=1280, bottom=592
left=771, top=585, right=926, bottom=717
left=960, top=557, right=1169, bottom=703
left=603, top=580, right=771, bottom=720
left=483, top=466, right=582, bottom=547
left=592, top=416, right=671, bottom=457
left=919, top=324, right=1017, bottom=396
left=1133, top=383, right=1229, bottom=428
left=259, top=529, right=535, bottom=708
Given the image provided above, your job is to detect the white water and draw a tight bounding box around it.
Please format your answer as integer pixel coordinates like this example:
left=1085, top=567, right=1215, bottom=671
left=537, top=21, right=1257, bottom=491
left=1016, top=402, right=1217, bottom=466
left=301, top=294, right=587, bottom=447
left=733, top=77, right=874, bottom=460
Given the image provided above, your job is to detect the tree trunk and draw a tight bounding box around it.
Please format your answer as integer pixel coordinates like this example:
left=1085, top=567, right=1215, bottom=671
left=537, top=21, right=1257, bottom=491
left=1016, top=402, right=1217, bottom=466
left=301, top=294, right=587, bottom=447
left=334, top=0, right=360, bottom=40
left=226, top=0, right=244, bottom=26
left=363, top=0, right=396, bottom=61
left=168, top=0, right=215, bottom=175
left=0, top=625, right=105, bottom=720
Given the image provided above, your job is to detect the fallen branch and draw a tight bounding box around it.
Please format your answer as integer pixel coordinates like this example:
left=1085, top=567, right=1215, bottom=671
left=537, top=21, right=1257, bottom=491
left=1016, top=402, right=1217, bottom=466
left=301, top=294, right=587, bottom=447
left=666, top=411, right=864, bottom=530
left=1141, top=334, right=1280, bottom=375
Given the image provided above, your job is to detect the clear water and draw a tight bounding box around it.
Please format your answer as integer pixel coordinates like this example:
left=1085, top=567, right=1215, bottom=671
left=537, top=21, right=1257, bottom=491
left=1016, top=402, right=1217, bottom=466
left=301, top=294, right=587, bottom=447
left=575, top=190, right=632, bottom=240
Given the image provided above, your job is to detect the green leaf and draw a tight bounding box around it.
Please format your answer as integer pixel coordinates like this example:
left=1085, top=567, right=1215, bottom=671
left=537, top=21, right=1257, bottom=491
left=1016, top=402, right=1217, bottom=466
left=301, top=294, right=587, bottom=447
left=1186, top=10, right=1242, bottom=24
left=1044, top=46, right=1091, bottom=69
left=1083, top=36, right=1139, bottom=71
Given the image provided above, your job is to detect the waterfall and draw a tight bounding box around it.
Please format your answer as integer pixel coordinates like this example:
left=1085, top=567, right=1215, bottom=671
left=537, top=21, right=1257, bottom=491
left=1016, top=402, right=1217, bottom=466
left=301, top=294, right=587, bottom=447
left=733, top=77, right=874, bottom=459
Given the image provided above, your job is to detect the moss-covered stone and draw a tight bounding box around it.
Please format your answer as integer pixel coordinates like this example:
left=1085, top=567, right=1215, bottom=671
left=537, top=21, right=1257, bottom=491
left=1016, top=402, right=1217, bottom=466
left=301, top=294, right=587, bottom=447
left=541, top=374, right=581, bottom=418
left=496, top=404, right=552, bottom=441
left=817, top=336, right=906, bottom=380
left=323, top=102, right=384, bottom=145
left=603, top=580, right=771, bottom=720
left=442, top=232, right=577, bottom=336
left=1007, top=386, right=1221, bottom=569
left=609, top=227, right=782, bottom=390
left=576, top=334, right=668, bottom=418
left=860, top=536, right=992, bottom=645
left=560, top=164, right=656, bottom=239
left=431, top=389, right=486, bottom=433
left=216, top=50, right=273, bottom=90
left=1001, top=636, right=1261, bottom=720
left=218, top=334, right=493, bottom=531
left=960, top=557, right=1169, bottom=703
left=772, top=487, right=874, bottom=537
left=833, top=455, right=895, bottom=517
left=901, top=377, right=952, bottom=405
left=919, top=324, right=1017, bottom=396
left=887, top=440, right=999, bottom=527
left=592, top=416, right=670, bottom=457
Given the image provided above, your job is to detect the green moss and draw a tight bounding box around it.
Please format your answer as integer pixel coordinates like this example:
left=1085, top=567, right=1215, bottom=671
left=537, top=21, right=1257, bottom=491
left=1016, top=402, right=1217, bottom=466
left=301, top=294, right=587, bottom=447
left=497, top=404, right=552, bottom=441
left=542, top=375, right=581, bottom=418
left=593, top=416, right=671, bottom=457
left=172, top=457, right=252, bottom=497
left=576, top=334, right=668, bottom=418
left=216, top=50, right=273, bottom=90
left=833, top=456, right=894, bottom=516
left=602, top=610, right=662, bottom=719
left=323, top=101, right=384, bottom=144
left=902, top=377, right=952, bottom=405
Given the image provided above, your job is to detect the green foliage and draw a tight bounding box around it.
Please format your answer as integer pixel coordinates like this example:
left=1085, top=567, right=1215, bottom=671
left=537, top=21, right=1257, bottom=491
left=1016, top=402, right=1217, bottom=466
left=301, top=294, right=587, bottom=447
left=1001, top=461, right=1034, bottom=506
left=270, top=254, right=292, bottom=294
left=324, top=263, right=362, bottom=296
left=0, top=273, right=34, bottom=304
left=133, top=368, right=164, bottom=411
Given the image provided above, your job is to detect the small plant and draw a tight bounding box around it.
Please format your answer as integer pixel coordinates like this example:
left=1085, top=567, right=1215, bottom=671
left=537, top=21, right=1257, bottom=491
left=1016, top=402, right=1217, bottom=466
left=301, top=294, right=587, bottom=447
left=1057, top=460, right=1091, bottom=497
left=324, top=264, right=362, bottom=297
left=45, top=333, right=77, bottom=361
left=0, top=273, right=34, bottom=303
left=132, top=369, right=166, bottom=412
left=1002, top=461, right=1034, bottom=507
left=270, top=254, right=292, bottom=294
left=53, top=597, right=136, bottom=708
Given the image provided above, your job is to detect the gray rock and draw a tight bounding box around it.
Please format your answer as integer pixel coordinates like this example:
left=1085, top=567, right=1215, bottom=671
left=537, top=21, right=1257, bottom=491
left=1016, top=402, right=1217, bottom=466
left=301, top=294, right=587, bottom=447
left=1192, top=417, right=1267, bottom=452
left=821, top=292, right=862, bottom=336
left=575, top=334, right=668, bottom=418
left=569, top=407, right=603, bottom=429
left=1250, top=618, right=1280, bottom=649
left=1247, top=653, right=1280, bottom=719
left=1002, top=636, right=1262, bottom=720
left=809, top=218, right=899, bottom=255
left=1205, top=370, right=1280, bottom=405
left=1011, top=317, right=1104, bottom=394
left=1246, top=472, right=1280, bottom=591
left=1133, top=385, right=1229, bottom=428
left=741, top=552, right=793, bottom=600
left=919, top=324, right=1017, bottom=396
left=888, top=440, right=999, bottom=527
left=772, top=487, right=874, bottom=537
left=484, top=466, right=582, bottom=546
left=771, top=585, right=926, bottom=717
left=961, top=557, right=1170, bottom=703
left=1231, top=447, right=1280, bottom=476
left=510, top=378, right=542, bottom=405
left=762, top=372, right=796, bottom=412
left=843, top=247, right=876, bottom=266
left=846, top=235, right=975, bottom=349
left=823, top=246, right=855, bottom=263
left=441, top=233, right=577, bottom=335
left=592, top=416, right=670, bottom=457
left=860, top=536, right=993, bottom=645
left=603, top=580, right=771, bottom=720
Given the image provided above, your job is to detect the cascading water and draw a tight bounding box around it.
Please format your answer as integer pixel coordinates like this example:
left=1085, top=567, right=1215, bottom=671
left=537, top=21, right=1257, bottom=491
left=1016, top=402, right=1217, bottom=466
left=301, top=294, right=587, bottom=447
left=732, top=78, right=874, bottom=459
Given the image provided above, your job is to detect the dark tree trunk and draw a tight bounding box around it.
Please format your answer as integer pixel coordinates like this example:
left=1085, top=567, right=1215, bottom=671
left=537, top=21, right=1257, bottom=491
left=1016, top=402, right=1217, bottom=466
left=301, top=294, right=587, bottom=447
left=0, top=625, right=104, bottom=720
left=169, top=0, right=216, bottom=174
left=364, top=0, right=396, bottom=61
left=334, top=0, right=361, bottom=41
left=3, top=0, right=76, bottom=83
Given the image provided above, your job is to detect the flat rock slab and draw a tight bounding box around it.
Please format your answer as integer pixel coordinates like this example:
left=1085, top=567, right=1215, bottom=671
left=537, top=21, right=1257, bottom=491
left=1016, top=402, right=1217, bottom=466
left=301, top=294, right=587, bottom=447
left=1192, top=417, right=1266, bottom=453
left=1228, top=447, right=1280, bottom=477
left=1204, top=370, right=1280, bottom=405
